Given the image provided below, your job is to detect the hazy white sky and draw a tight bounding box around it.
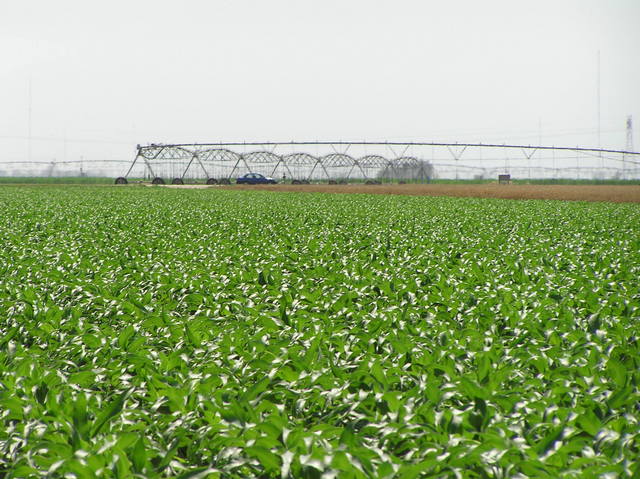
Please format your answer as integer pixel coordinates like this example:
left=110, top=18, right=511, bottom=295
left=1, top=0, right=639, bottom=164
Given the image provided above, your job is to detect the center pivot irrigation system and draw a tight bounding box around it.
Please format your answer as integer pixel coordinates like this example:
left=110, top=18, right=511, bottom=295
left=115, top=141, right=640, bottom=184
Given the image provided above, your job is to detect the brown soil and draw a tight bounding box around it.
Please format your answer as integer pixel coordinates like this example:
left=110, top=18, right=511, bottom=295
left=158, top=183, right=640, bottom=203
left=213, top=183, right=640, bottom=203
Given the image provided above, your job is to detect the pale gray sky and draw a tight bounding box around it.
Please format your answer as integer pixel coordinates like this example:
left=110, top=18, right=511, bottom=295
left=1, top=0, right=639, bottom=166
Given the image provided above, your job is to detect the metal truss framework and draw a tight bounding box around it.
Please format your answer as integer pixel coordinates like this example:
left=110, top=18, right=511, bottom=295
left=121, top=141, right=640, bottom=182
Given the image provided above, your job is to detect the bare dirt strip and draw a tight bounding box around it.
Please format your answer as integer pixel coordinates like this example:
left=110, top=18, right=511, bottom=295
left=159, top=183, right=640, bottom=203
left=200, top=184, right=639, bottom=203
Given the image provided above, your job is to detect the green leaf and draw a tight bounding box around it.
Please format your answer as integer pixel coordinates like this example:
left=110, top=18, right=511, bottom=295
left=174, top=467, right=216, bottom=479
left=535, top=426, right=564, bottom=455
left=185, top=322, right=202, bottom=348
left=606, top=358, right=628, bottom=387
left=339, top=426, right=357, bottom=448
left=241, top=376, right=270, bottom=402
left=131, top=437, right=147, bottom=473
left=576, top=410, right=601, bottom=436
left=91, top=390, right=129, bottom=438
left=397, top=459, right=438, bottom=479
left=9, top=465, right=39, bottom=477
left=459, top=377, right=488, bottom=399
left=245, top=445, right=281, bottom=473
left=118, top=325, right=135, bottom=349
left=0, top=327, right=18, bottom=347
left=608, top=386, right=633, bottom=410
left=476, top=352, right=491, bottom=384
left=370, top=362, right=387, bottom=388
left=34, top=381, right=49, bottom=405
left=72, top=393, right=89, bottom=440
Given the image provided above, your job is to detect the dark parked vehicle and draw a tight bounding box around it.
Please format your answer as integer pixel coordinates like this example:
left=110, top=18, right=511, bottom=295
left=236, top=173, right=277, bottom=185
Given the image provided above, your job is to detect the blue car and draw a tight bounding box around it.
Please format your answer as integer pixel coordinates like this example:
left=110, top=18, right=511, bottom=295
left=236, top=173, right=277, bottom=185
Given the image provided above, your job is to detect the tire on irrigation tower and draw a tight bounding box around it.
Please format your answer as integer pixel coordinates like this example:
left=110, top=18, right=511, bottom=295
left=151, top=177, right=165, bottom=185
left=328, top=180, right=338, bottom=185
left=291, top=179, right=302, bottom=185
left=171, top=178, right=184, bottom=185
left=114, top=177, right=128, bottom=185
left=206, top=178, right=219, bottom=185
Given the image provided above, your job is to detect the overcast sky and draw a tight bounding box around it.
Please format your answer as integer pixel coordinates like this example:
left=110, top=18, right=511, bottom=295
left=1, top=0, right=639, bottom=164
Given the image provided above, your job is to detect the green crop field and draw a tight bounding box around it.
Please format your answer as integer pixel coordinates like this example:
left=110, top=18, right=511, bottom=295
left=0, top=177, right=115, bottom=185
left=1, top=186, right=639, bottom=478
